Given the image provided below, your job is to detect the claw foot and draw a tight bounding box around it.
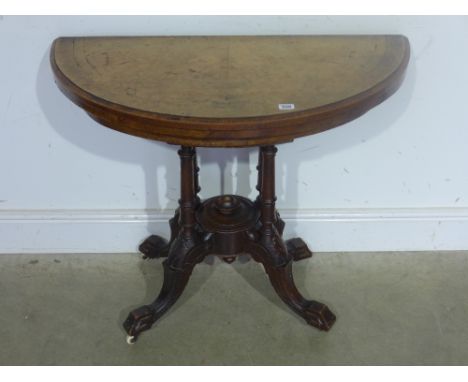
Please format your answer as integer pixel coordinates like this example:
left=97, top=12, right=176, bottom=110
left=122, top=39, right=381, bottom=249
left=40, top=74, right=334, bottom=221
left=302, top=300, right=336, bottom=331
left=123, top=305, right=156, bottom=338
left=139, top=235, right=169, bottom=259
left=285, top=238, right=312, bottom=261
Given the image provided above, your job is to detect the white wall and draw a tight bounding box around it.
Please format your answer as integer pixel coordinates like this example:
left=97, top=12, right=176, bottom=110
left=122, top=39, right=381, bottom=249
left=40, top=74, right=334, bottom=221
left=0, top=16, right=467, bottom=253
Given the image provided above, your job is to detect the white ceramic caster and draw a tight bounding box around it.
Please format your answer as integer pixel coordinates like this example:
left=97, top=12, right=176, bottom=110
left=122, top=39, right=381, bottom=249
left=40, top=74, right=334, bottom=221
left=126, top=335, right=136, bottom=345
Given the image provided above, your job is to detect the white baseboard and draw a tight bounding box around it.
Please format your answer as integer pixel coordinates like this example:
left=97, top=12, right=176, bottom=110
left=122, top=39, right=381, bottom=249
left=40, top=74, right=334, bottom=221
left=0, top=207, right=467, bottom=254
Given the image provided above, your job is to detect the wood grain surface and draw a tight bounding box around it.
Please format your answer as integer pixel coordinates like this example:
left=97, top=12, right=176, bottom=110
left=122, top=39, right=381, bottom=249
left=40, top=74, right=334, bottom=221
left=51, top=35, right=410, bottom=147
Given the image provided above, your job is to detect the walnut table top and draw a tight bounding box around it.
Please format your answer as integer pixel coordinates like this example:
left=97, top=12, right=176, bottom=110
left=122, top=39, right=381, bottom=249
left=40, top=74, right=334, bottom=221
left=51, top=35, right=410, bottom=147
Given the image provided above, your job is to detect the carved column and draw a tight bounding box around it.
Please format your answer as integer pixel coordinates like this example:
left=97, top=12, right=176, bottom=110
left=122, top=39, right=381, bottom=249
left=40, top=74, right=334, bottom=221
left=178, top=146, right=198, bottom=241
left=257, top=146, right=280, bottom=244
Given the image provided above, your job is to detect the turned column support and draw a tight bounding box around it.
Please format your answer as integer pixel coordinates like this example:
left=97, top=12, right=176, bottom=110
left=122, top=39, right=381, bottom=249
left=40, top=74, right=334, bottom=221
left=257, top=146, right=278, bottom=237
left=139, top=146, right=201, bottom=259
left=178, top=146, right=198, bottom=239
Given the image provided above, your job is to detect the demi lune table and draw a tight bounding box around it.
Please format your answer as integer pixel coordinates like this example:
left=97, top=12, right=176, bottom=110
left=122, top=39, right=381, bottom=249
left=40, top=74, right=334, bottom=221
left=51, top=35, right=410, bottom=343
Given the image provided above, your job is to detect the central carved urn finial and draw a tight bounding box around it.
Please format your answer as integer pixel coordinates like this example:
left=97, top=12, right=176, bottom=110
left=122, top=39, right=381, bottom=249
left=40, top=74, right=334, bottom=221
left=214, top=195, right=240, bottom=215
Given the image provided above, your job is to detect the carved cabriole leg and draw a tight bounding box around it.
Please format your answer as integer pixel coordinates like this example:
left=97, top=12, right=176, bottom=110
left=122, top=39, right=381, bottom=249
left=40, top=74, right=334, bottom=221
left=123, top=243, right=209, bottom=340
left=124, top=146, right=207, bottom=341
left=250, top=145, right=336, bottom=330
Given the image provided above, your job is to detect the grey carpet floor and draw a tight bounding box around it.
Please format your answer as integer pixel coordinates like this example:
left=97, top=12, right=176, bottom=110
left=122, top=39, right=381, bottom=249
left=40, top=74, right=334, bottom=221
left=0, top=251, right=467, bottom=365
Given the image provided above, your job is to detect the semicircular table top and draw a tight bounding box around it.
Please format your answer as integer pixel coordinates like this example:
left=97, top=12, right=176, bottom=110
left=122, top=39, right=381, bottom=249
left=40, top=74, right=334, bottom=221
left=51, top=35, right=410, bottom=147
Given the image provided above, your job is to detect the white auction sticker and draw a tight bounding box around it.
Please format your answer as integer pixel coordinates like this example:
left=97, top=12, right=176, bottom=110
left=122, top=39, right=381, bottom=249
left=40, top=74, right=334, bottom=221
left=278, top=103, right=295, bottom=110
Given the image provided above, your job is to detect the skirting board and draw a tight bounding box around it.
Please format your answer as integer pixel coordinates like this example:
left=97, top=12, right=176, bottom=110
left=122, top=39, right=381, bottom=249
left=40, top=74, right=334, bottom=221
left=0, top=208, right=467, bottom=254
